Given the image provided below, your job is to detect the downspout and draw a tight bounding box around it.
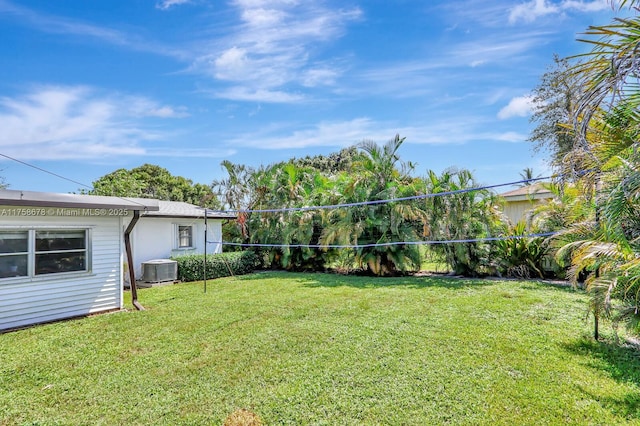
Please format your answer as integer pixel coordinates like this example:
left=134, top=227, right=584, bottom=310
left=124, top=210, right=145, bottom=311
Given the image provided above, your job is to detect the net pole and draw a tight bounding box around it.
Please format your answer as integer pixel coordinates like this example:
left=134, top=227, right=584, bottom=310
left=204, top=209, right=207, bottom=294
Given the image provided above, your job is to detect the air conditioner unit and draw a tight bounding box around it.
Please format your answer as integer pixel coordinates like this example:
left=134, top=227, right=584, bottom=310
left=141, top=259, right=178, bottom=283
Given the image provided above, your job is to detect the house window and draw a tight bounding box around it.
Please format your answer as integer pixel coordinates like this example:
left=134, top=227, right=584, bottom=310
left=0, top=231, right=28, bottom=278
left=178, top=225, right=193, bottom=248
left=0, top=229, right=89, bottom=279
left=35, top=230, right=87, bottom=275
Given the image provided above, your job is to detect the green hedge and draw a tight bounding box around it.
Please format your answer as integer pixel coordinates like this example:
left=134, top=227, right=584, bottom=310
left=172, top=251, right=258, bottom=282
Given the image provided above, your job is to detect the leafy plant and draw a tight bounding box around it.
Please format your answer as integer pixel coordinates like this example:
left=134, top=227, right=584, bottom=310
left=495, top=222, right=548, bottom=279
left=423, top=168, right=504, bottom=276
left=172, top=251, right=257, bottom=282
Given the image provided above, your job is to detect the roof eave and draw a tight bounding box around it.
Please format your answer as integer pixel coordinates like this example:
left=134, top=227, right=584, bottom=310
left=0, top=189, right=160, bottom=211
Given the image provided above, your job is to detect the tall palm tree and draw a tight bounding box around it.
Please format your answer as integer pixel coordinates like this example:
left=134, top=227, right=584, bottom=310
left=518, top=167, right=538, bottom=187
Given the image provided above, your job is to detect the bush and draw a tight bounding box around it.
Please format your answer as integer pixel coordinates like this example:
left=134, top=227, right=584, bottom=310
left=494, top=222, right=549, bottom=279
left=172, top=251, right=258, bottom=282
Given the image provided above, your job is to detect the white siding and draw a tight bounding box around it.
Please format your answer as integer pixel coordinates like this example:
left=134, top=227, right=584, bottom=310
left=131, top=217, right=223, bottom=280
left=0, top=215, right=123, bottom=331
left=503, top=199, right=548, bottom=226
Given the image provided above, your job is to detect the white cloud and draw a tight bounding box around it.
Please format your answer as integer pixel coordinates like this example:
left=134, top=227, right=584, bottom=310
left=213, top=47, right=251, bottom=80
left=497, top=95, right=534, bottom=119
left=509, top=0, right=608, bottom=24
left=214, top=87, right=304, bottom=103
left=494, top=131, right=527, bottom=142
left=301, top=68, right=339, bottom=87
left=227, top=116, right=528, bottom=150
left=145, top=147, right=237, bottom=158
left=146, top=106, right=189, bottom=118
left=509, top=0, right=559, bottom=24
left=126, top=97, right=190, bottom=118
left=192, top=1, right=362, bottom=102
left=240, top=7, right=287, bottom=27
left=561, top=0, right=609, bottom=12
left=229, top=118, right=385, bottom=149
left=156, top=0, right=191, bottom=10
left=0, top=86, right=189, bottom=160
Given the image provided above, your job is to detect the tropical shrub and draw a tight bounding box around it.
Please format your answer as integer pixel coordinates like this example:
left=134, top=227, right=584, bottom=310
left=423, top=168, right=505, bottom=276
left=495, top=222, right=549, bottom=279
left=320, top=135, right=428, bottom=276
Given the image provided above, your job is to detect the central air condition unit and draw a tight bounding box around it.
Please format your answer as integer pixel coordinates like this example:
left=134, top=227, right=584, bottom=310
left=141, top=259, right=178, bottom=283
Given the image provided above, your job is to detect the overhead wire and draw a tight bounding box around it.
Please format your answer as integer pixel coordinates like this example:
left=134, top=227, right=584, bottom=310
left=0, top=152, right=93, bottom=190
left=209, top=174, right=558, bottom=215
left=0, top=152, right=155, bottom=210
left=206, top=175, right=560, bottom=249
left=206, top=232, right=558, bottom=249
left=0, top=151, right=560, bottom=249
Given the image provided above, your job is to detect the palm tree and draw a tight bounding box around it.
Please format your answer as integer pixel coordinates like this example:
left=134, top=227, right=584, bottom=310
left=518, top=167, right=539, bottom=187
left=321, top=135, right=427, bottom=276
left=424, top=168, right=504, bottom=276
left=553, top=1, right=640, bottom=337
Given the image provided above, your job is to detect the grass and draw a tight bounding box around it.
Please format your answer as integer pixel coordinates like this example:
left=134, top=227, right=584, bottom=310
left=1, top=272, right=640, bottom=425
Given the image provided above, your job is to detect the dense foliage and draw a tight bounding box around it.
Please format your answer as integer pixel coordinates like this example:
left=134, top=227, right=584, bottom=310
left=212, top=135, right=512, bottom=276
left=172, top=251, right=258, bottom=282
left=495, top=222, right=549, bottom=279
left=529, top=55, right=582, bottom=169
left=423, top=168, right=504, bottom=276
left=83, top=164, right=220, bottom=208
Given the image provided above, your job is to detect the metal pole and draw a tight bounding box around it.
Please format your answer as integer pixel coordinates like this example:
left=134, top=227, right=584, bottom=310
left=593, top=176, right=603, bottom=340
left=204, top=209, right=207, bottom=294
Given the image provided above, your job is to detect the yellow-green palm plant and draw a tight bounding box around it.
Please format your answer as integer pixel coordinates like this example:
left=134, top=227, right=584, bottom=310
left=423, top=168, right=505, bottom=276
left=555, top=221, right=639, bottom=338
left=320, top=135, right=429, bottom=276
left=553, top=113, right=640, bottom=337
left=550, top=0, right=640, bottom=338
left=531, top=181, right=595, bottom=234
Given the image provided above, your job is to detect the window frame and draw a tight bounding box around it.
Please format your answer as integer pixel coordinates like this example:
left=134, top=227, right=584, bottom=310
left=34, top=229, right=89, bottom=276
left=0, top=228, right=91, bottom=281
left=176, top=224, right=194, bottom=249
left=0, top=230, right=29, bottom=278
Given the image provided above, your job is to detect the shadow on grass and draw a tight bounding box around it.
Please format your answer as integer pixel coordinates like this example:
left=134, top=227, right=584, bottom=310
left=564, top=337, right=640, bottom=418
left=237, top=270, right=496, bottom=290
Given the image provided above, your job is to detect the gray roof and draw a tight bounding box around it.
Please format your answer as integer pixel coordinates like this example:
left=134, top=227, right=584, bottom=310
left=142, top=200, right=236, bottom=219
left=0, top=189, right=159, bottom=211
left=499, top=183, right=553, bottom=201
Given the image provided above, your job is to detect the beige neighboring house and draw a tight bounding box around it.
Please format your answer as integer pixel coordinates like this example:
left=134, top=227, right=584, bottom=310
left=499, top=183, right=554, bottom=225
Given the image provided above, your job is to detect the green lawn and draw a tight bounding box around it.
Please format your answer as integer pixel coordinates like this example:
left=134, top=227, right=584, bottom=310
left=1, top=272, right=639, bottom=425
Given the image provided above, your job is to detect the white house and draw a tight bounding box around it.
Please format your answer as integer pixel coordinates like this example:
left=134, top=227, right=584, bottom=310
left=0, top=189, right=158, bottom=331
left=130, top=201, right=236, bottom=281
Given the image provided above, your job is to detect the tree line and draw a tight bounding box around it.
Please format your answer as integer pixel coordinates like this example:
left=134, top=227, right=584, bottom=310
left=87, top=139, right=526, bottom=278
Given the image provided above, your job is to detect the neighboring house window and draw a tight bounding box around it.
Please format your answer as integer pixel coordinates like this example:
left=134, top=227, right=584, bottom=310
left=178, top=225, right=193, bottom=248
left=0, top=229, right=89, bottom=279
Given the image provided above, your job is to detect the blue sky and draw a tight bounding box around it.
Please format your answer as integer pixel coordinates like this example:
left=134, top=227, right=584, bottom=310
left=0, top=0, right=620, bottom=194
